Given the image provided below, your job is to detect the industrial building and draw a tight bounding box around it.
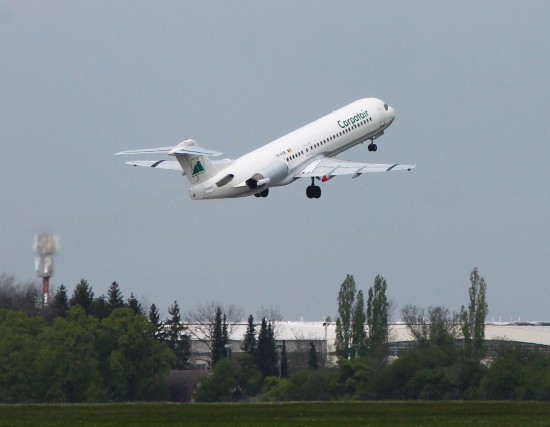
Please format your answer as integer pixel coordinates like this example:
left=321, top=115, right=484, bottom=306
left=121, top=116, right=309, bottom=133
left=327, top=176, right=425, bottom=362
left=187, top=320, right=550, bottom=369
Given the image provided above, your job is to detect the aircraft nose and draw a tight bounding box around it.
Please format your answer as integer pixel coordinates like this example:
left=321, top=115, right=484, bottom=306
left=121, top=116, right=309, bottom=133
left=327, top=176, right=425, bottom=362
left=387, top=105, right=395, bottom=124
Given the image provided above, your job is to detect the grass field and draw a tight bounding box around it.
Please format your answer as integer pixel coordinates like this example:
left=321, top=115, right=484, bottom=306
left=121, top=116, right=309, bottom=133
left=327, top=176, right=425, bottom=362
left=1, top=401, right=550, bottom=427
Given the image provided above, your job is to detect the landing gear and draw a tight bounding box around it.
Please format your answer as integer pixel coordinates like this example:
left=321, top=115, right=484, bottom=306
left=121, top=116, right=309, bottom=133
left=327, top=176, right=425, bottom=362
left=254, top=188, right=269, bottom=198
left=367, top=133, right=382, bottom=152
left=306, top=178, right=321, bottom=199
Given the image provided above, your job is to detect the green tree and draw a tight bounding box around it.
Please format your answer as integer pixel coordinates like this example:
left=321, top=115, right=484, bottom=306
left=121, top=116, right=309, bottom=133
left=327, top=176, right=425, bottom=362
left=149, top=303, right=160, bottom=326
left=97, top=308, right=174, bottom=401
left=256, top=318, right=277, bottom=377
left=401, top=304, right=429, bottom=344
left=47, top=284, right=69, bottom=320
left=92, top=295, right=111, bottom=320
left=195, top=358, right=262, bottom=402
left=0, top=309, right=44, bottom=402
left=241, top=314, right=256, bottom=355
left=69, top=279, right=94, bottom=314
left=36, top=306, right=106, bottom=402
left=211, top=307, right=228, bottom=367
left=127, top=293, right=144, bottom=316
left=335, top=274, right=356, bottom=358
left=185, top=301, right=242, bottom=358
left=461, top=267, right=488, bottom=358
left=259, top=369, right=338, bottom=401
left=428, top=306, right=461, bottom=346
left=148, top=303, right=165, bottom=341
left=367, top=343, right=459, bottom=400
left=402, top=304, right=461, bottom=347
left=352, top=290, right=367, bottom=357
left=107, top=281, right=124, bottom=310
left=366, top=275, right=389, bottom=362
left=308, top=341, right=319, bottom=369
left=267, top=321, right=277, bottom=375
left=337, top=357, right=372, bottom=399
left=166, top=301, right=190, bottom=369
left=0, top=275, right=41, bottom=316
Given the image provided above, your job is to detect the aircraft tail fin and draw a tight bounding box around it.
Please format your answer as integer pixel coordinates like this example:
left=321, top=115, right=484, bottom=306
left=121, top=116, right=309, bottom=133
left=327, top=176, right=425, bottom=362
left=115, top=138, right=226, bottom=185
left=171, top=139, right=224, bottom=185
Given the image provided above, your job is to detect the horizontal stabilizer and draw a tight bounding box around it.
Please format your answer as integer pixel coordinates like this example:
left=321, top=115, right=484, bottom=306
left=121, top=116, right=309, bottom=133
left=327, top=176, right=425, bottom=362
left=168, top=146, right=223, bottom=156
left=116, top=146, right=179, bottom=155
left=115, top=139, right=222, bottom=157
left=125, top=160, right=183, bottom=171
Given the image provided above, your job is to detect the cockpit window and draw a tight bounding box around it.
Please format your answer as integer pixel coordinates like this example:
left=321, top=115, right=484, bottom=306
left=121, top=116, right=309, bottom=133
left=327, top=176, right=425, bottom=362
left=384, top=104, right=388, bottom=111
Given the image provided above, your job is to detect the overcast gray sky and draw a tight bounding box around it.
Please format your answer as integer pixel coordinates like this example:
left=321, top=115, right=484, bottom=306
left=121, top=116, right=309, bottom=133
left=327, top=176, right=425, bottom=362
left=1, top=1, right=549, bottom=321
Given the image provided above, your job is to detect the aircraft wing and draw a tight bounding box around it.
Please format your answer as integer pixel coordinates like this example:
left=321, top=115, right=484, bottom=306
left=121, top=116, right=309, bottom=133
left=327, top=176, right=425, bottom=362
left=296, top=158, right=416, bottom=179
left=124, top=160, right=183, bottom=171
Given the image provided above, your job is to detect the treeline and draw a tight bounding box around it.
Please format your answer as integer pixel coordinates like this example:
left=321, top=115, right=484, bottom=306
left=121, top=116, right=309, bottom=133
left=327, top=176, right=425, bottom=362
left=254, top=339, right=550, bottom=401
left=0, top=277, right=186, bottom=402
left=196, top=269, right=550, bottom=402
left=2, top=270, right=550, bottom=402
left=0, top=275, right=288, bottom=402
left=0, top=306, right=174, bottom=402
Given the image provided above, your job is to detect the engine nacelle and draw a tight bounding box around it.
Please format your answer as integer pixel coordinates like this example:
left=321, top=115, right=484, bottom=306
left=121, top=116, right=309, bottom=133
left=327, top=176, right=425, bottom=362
left=245, top=160, right=289, bottom=190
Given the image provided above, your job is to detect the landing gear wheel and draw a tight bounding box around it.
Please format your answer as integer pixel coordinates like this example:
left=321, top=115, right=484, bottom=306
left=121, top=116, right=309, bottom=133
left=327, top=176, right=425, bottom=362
left=368, top=142, right=378, bottom=152
left=306, top=185, right=321, bottom=199
left=314, top=186, right=321, bottom=199
left=256, top=188, right=269, bottom=198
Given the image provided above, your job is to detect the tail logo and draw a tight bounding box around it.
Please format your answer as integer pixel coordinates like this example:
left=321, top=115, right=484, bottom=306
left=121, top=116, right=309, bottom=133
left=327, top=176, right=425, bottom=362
left=191, top=156, right=205, bottom=177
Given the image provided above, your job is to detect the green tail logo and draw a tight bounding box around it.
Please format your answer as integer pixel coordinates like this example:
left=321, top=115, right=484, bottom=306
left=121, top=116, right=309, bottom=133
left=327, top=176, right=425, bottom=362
left=191, top=156, right=205, bottom=176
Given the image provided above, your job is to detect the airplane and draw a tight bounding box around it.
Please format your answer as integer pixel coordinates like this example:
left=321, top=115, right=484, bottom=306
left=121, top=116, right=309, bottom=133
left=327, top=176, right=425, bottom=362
left=115, top=98, right=415, bottom=200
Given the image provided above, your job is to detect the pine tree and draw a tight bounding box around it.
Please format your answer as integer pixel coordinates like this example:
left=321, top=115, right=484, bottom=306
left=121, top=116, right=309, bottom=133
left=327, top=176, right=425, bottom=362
left=127, top=293, right=144, bottom=316
left=166, top=300, right=190, bottom=369
left=92, top=295, right=110, bottom=319
left=335, top=274, right=356, bottom=358
left=149, top=303, right=160, bottom=325
left=107, top=281, right=125, bottom=310
left=69, top=279, right=94, bottom=314
left=308, top=341, right=319, bottom=369
left=241, top=314, right=257, bottom=355
left=366, top=275, right=389, bottom=362
left=256, top=318, right=277, bottom=377
left=211, top=307, right=228, bottom=367
left=148, top=303, right=164, bottom=341
left=49, top=284, right=69, bottom=318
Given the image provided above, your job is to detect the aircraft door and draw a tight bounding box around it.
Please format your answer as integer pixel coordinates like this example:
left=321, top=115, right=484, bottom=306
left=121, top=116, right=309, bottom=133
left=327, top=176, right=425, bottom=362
left=304, top=143, right=313, bottom=157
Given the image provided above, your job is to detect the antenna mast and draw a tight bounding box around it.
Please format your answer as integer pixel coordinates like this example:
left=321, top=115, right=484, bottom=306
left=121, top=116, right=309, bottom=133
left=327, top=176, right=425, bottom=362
left=33, top=233, right=59, bottom=305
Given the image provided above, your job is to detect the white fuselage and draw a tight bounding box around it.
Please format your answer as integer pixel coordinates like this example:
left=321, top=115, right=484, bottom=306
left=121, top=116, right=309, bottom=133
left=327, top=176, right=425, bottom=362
left=189, top=98, right=395, bottom=199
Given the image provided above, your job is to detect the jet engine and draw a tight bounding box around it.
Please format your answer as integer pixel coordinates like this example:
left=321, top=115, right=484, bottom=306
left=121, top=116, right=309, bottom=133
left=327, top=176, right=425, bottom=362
left=245, top=160, right=289, bottom=190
